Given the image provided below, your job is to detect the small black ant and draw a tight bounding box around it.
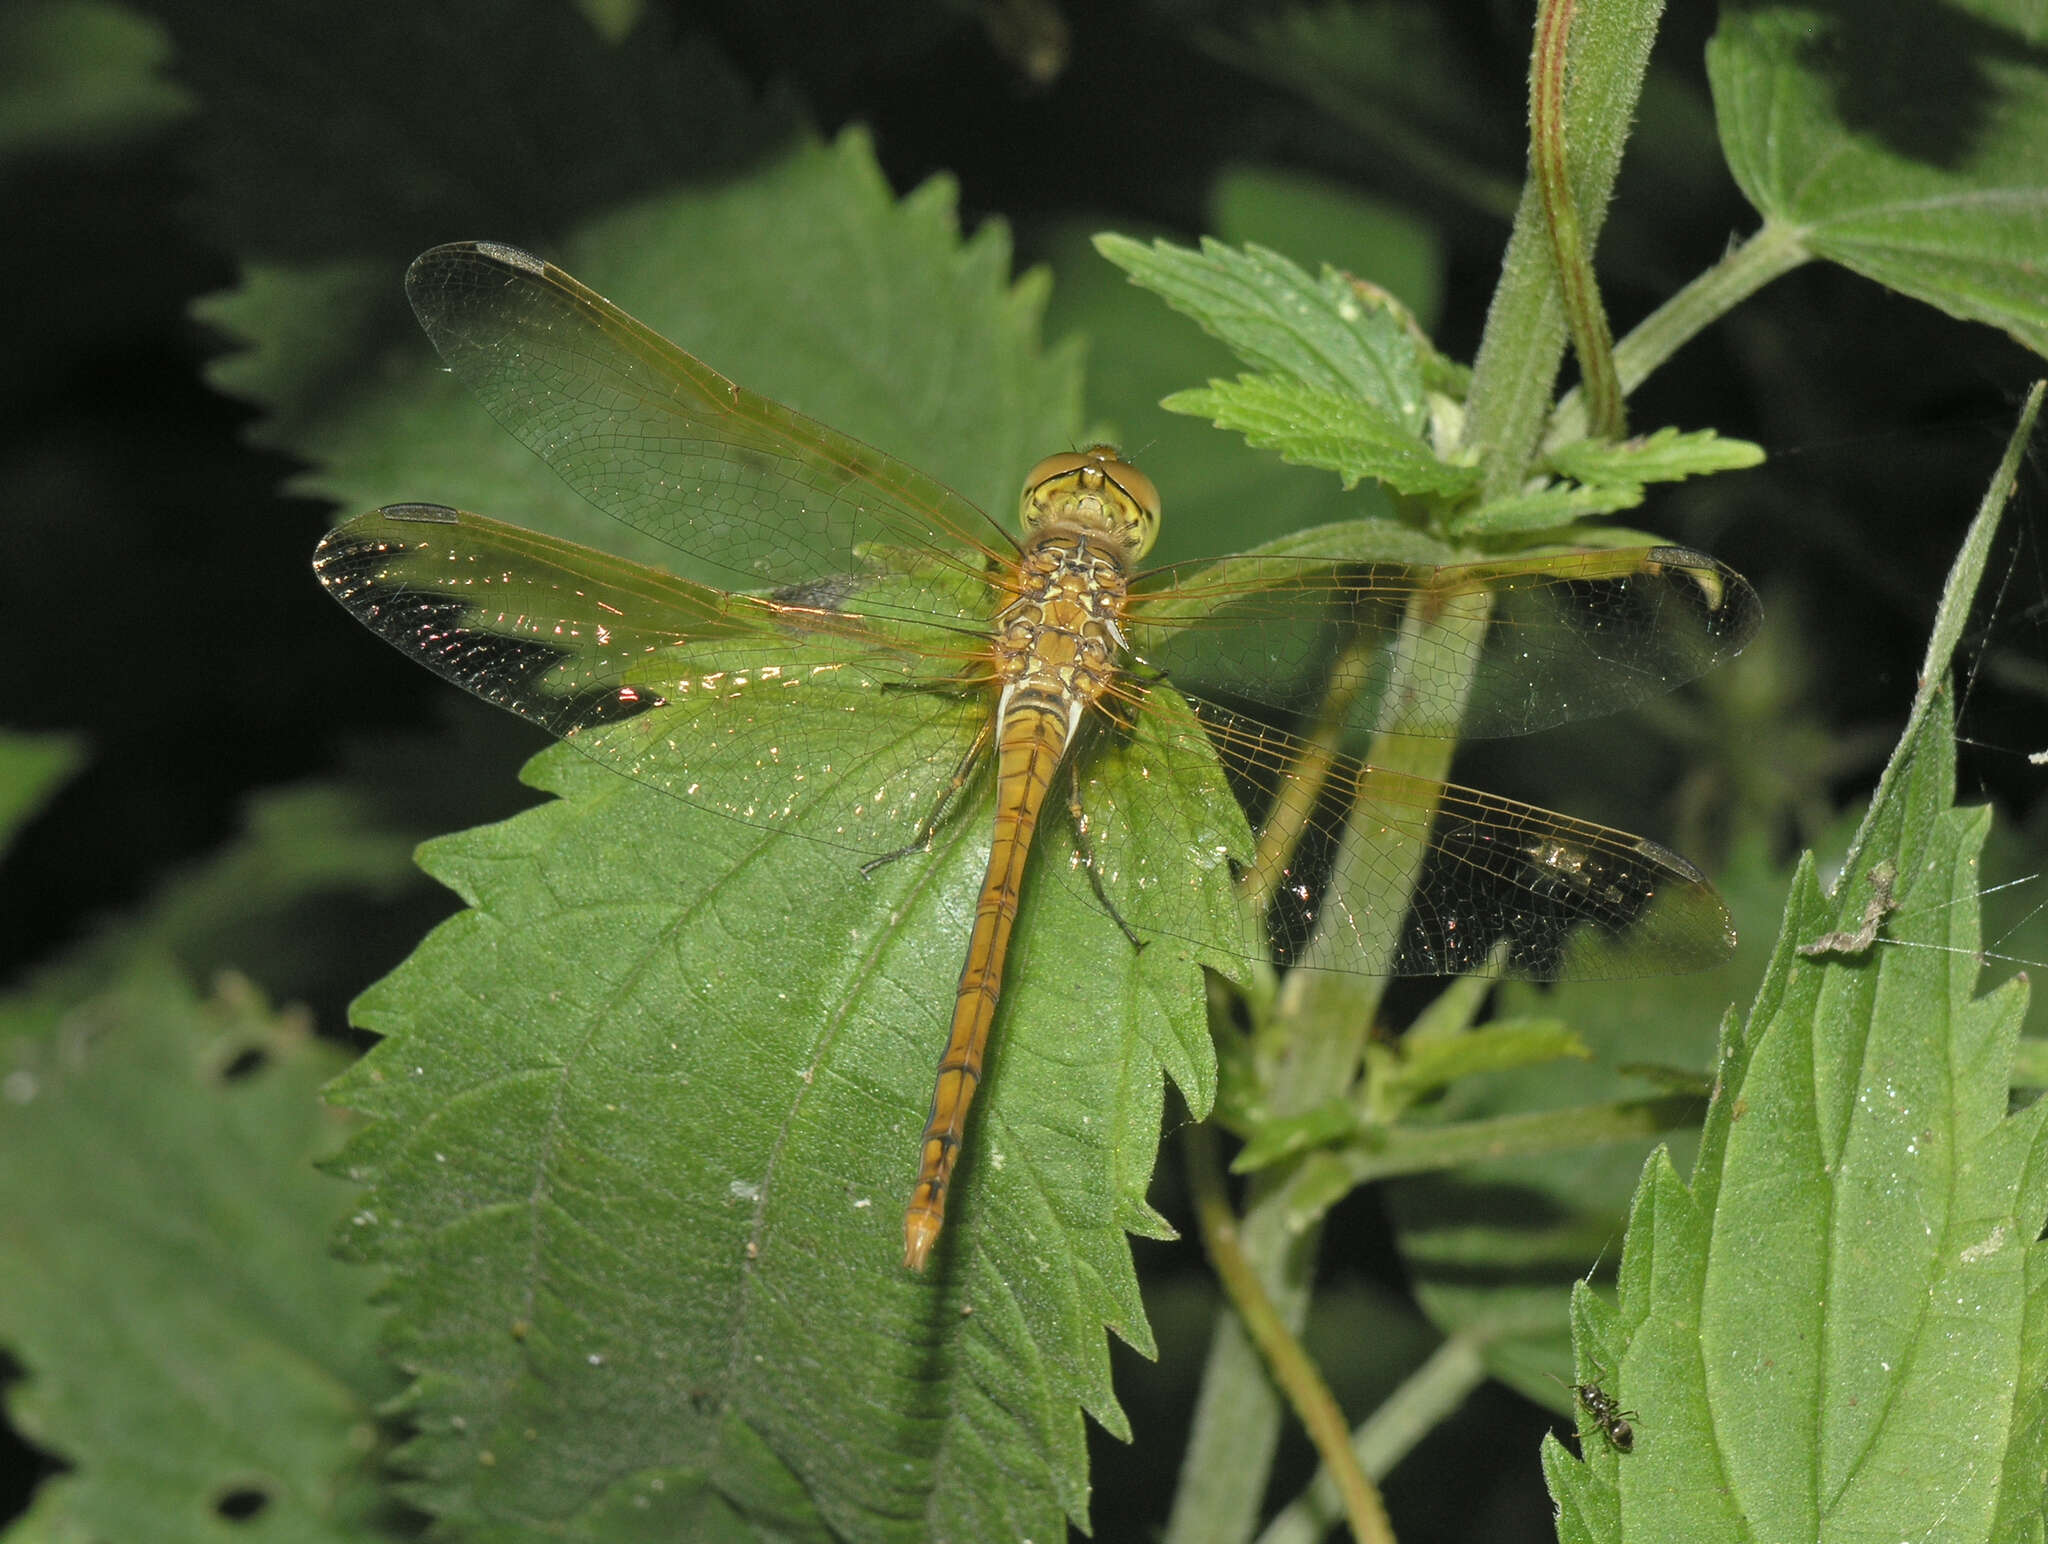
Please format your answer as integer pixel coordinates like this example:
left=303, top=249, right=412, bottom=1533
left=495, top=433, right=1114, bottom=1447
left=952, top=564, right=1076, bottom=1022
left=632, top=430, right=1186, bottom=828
left=1549, top=1369, right=1637, bottom=1453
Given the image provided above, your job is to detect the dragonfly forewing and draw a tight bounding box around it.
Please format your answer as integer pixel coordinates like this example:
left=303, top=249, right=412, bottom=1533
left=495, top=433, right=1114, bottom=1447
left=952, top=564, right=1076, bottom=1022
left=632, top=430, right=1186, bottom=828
left=1131, top=545, right=1760, bottom=742
left=404, top=242, right=1019, bottom=600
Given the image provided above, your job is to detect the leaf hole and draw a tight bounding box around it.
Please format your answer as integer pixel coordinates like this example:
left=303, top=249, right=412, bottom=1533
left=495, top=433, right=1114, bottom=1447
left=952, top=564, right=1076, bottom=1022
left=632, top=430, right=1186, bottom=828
left=219, top=1046, right=269, bottom=1083
left=214, top=1484, right=271, bottom=1521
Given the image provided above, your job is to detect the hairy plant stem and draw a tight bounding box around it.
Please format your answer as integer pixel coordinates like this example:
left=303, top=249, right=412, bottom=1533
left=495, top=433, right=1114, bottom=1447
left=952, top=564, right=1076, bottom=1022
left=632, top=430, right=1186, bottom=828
left=1184, top=1120, right=1395, bottom=1544
left=1532, top=0, right=1625, bottom=440
left=1464, top=0, right=1663, bottom=494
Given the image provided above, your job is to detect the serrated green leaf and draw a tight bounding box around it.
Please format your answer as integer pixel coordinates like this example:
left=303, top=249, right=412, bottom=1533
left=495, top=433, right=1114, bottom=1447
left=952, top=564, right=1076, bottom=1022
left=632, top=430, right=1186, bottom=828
left=1545, top=709, right=2044, bottom=1541
left=1447, top=480, right=1645, bottom=538
left=0, top=728, right=83, bottom=855
left=1709, top=5, right=2048, bottom=356
left=295, top=139, right=1239, bottom=1538
left=1162, top=374, right=1478, bottom=496
left=1541, top=1428, right=1614, bottom=1544
left=0, top=962, right=397, bottom=1541
left=1094, top=234, right=1430, bottom=433
left=1544, top=427, right=1766, bottom=487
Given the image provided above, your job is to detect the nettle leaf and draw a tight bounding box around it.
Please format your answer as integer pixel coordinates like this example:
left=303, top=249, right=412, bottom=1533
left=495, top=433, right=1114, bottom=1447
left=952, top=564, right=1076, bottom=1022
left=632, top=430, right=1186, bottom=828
left=1542, top=701, right=2045, bottom=1540
left=0, top=962, right=396, bottom=1541
left=1544, top=427, right=1766, bottom=488
left=1094, top=234, right=1430, bottom=434
left=0, top=0, right=189, bottom=156
left=1039, top=150, right=1456, bottom=565
left=293, top=136, right=1233, bottom=1537
left=1709, top=5, right=2048, bottom=356
left=1162, top=374, right=1479, bottom=496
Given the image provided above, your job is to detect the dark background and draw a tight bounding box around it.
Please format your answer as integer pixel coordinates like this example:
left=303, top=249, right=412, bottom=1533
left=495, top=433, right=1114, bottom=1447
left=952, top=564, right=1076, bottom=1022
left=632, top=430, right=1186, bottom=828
left=3, top=2, right=2042, bottom=1538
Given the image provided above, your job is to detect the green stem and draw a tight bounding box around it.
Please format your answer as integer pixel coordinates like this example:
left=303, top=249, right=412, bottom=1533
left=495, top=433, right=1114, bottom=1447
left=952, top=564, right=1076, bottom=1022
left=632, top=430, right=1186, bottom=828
left=1167, top=617, right=1473, bottom=1542
left=1463, top=0, right=1664, bottom=496
left=1544, top=220, right=1812, bottom=449
left=1165, top=1084, right=1341, bottom=1544
left=1254, top=1335, right=1491, bottom=1544
left=1532, top=0, right=1625, bottom=440
left=1184, top=1121, right=1397, bottom=1544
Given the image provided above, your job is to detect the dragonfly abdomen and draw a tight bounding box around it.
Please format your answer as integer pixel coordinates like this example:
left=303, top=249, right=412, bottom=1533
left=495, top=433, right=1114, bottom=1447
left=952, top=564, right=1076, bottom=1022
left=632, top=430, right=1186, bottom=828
left=903, top=698, right=1072, bottom=1270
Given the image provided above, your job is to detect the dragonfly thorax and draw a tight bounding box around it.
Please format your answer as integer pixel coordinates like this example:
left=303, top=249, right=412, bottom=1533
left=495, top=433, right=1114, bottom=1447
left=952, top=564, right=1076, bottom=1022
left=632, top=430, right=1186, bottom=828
left=992, top=531, right=1133, bottom=738
left=1019, top=444, right=1159, bottom=559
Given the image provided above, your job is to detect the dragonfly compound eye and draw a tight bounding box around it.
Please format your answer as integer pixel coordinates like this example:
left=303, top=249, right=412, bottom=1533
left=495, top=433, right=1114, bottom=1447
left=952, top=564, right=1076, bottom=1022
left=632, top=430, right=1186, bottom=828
left=1019, top=444, right=1161, bottom=559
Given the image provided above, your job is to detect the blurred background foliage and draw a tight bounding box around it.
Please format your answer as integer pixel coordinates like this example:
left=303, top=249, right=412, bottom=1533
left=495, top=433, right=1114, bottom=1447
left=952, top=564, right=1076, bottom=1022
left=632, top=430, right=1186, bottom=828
left=2, top=1, right=2044, bottom=1538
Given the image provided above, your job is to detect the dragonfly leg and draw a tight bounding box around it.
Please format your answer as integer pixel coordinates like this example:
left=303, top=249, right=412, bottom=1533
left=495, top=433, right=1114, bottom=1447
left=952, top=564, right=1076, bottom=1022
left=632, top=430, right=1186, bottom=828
left=1067, top=758, right=1146, bottom=950
left=860, top=716, right=995, bottom=876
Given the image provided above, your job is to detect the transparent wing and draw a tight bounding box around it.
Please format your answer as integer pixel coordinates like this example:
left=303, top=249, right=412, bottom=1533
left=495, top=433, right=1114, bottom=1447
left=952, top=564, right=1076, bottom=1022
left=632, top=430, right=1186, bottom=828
left=1130, top=545, right=1760, bottom=740
left=315, top=506, right=1740, bottom=980
left=1068, top=688, right=1735, bottom=981
left=344, top=244, right=1752, bottom=983
left=403, top=240, right=1019, bottom=606
left=313, top=503, right=993, bottom=857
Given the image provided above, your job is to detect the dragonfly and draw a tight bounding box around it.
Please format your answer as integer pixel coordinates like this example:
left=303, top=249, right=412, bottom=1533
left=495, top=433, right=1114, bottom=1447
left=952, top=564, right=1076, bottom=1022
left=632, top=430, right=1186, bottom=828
left=313, top=241, right=1760, bottom=1272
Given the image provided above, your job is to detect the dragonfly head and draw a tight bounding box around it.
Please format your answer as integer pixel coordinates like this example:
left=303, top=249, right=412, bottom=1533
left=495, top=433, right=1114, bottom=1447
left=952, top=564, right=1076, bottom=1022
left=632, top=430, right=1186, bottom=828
left=1019, top=445, right=1160, bottom=560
